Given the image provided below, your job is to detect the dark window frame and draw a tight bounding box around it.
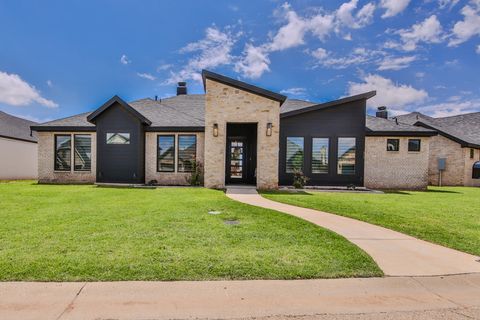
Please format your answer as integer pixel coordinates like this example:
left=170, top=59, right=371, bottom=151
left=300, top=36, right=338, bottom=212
left=408, top=139, right=421, bottom=152
left=337, top=137, right=356, bottom=175
left=311, top=137, right=329, bottom=174
left=285, top=136, right=305, bottom=173
left=157, top=134, right=176, bottom=172
left=54, top=134, right=72, bottom=171
left=470, top=148, right=475, bottom=159
left=387, top=138, right=400, bottom=152
left=473, top=161, right=480, bottom=179
left=73, top=134, right=92, bottom=172
left=177, top=134, right=197, bottom=173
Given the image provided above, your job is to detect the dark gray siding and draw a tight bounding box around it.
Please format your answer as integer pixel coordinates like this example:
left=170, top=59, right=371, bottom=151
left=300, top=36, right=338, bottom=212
left=279, top=100, right=366, bottom=186
left=95, top=102, right=145, bottom=183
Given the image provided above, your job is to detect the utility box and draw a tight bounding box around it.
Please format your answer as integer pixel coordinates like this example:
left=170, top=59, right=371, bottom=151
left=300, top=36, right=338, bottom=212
left=438, top=158, right=446, bottom=171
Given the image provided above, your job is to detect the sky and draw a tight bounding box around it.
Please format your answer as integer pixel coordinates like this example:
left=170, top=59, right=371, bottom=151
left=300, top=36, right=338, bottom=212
left=0, top=0, right=479, bottom=123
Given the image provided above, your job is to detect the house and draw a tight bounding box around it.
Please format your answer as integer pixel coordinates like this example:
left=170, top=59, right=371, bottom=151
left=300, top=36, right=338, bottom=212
left=0, top=111, right=38, bottom=179
left=31, top=70, right=443, bottom=190
left=396, top=112, right=480, bottom=187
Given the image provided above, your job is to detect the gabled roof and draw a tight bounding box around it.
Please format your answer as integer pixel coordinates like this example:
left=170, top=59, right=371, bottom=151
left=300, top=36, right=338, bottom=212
left=281, top=91, right=376, bottom=118
left=396, top=112, right=480, bottom=148
left=366, top=116, right=437, bottom=136
left=0, top=111, right=38, bottom=143
left=202, top=70, right=287, bottom=105
left=87, top=95, right=152, bottom=126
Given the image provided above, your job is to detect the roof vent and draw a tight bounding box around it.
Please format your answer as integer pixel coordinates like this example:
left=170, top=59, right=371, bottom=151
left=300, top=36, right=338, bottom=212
left=177, top=82, right=187, bottom=96
left=376, top=106, right=388, bottom=119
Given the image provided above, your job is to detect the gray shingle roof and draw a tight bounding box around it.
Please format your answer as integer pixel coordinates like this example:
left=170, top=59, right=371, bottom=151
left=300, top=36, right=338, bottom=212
left=396, top=112, right=480, bottom=147
left=365, top=115, right=436, bottom=136
left=0, top=111, right=38, bottom=142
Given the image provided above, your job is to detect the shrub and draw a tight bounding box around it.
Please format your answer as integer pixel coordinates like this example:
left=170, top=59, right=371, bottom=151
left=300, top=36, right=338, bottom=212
left=292, top=169, right=309, bottom=189
left=187, top=161, right=203, bottom=186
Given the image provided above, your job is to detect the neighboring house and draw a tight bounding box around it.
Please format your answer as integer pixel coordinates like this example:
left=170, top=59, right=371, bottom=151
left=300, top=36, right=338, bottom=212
left=0, top=111, right=38, bottom=179
left=31, top=70, right=463, bottom=190
left=396, top=112, right=480, bottom=187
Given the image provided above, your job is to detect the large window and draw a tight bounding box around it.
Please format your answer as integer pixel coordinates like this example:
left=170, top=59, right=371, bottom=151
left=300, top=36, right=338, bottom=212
left=387, top=139, right=400, bottom=151
left=408, top=139, right=421, bottom=152
left=286, top=137, right=304, bottom=173
left=106, top=133, right=130, bottom=144
left=312, top=138, right=329, bottom=174
left=338, top=137, right=356, bottom=175
left=74, top=135, right=92, bottom=171
left=178, top=135, right=197, bottom=172
left=55, top=135, right=71, bottom=171
left=157, top=135, right=175, bottom=172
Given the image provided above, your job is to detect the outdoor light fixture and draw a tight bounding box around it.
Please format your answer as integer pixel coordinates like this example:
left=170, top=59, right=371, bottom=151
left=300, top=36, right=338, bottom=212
left=266, top=123, right=273, bottom=136
left=213, top=123, right=219, bottom=137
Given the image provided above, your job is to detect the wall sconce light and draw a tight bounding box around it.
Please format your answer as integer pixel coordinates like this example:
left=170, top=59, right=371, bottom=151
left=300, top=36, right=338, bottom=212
left=213, top=123, right=219, bottom=137
left=266, top=123, right=273, bottom=136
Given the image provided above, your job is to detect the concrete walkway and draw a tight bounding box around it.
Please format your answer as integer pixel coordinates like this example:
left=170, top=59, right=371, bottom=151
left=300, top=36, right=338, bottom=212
left=226, top=187, right=480, bottom=277
left=1, top=274, right=479, bottom=319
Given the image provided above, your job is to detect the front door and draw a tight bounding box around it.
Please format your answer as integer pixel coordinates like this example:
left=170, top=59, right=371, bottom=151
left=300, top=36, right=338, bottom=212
left=226, top=137, right=247, bottom=184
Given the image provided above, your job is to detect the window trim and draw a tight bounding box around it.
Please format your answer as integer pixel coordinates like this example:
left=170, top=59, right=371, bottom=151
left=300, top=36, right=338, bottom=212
left=408, top=139, right=421, bottom=152
left=106, top=132, right=130, bottom=145
left=386, top=138, right=400, bottom=152
left=157, top=134, right=176, bottom=173
left=470, top=148, right=475, bottom=159
left=73, top=134, right=92, bottom=172
left=311, top=137, right=329, bottom=175
left=54, top=134, right=72, bottom=172
left=285, top=136, right=305, bottom=174
left=337, top=137, right=356, bottom=176
left=177, top=134, right=197, bottom=173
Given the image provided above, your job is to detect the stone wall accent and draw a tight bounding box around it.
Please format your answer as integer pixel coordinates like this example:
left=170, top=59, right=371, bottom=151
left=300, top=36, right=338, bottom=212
left=38, top=131, right=96, bottom=183
left=364, top=136, right=430, bottom=190
left=204, top=79, right=280, bottom=189
left=463, top=147, right=480, bottom=187
left=427, top=135, right=465, bottom=186
left=145, top=132, right=205, bottom=185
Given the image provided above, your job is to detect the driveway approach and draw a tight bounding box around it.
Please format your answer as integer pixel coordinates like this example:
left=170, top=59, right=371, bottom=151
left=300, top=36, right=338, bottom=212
left=226, top=187, right=480, bottom=277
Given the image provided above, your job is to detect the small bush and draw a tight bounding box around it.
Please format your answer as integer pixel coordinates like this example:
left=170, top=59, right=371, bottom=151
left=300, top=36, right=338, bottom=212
left=187, top=161, right=203, bottom=186
left=292, top=169, right=309, bottom=189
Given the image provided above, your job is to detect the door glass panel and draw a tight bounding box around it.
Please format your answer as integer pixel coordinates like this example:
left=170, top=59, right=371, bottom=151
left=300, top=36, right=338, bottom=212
left=230, top=140, right=244, bottom=179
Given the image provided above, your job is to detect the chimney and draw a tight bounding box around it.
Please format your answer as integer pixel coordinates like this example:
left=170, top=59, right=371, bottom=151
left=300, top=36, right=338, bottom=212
left=376, top=106, right=388, bottom=119
left=177, top=82, right=187, bottom=95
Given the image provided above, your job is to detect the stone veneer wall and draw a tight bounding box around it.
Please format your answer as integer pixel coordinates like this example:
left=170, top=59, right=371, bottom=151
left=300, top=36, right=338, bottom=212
left=364, top=136, right=430, bottom=190
left=204, top=78, right=280, bottom=189
left=427, top=134, right=466, bottom=186
left=464, top=147, right=480, bottom=187
left=145, top=132, right=205, bottom=185
left=38, top=131, right=96, bottom=183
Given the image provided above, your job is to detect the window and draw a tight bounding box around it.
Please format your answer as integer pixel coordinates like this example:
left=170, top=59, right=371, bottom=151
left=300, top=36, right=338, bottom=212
left=55, top=135, right=71, bottom=171
left=178, top=135, right=197, bottom=172
left=471, top=148, right=475, bottom=159
left=106, top=133, right=130, bottom=144
left=473, top=161, right=480, bottom=179
left=286, top=137, right=304, bottom=173
left=408, top=139, right=421, bottom=152
left=338, top=137, right=356, bottom=175
left=158, top=135, right=175, bottom=172
left=312, top=138, right=329, bottom=174
left=73, top=135, right=91, bottom=171
left=387, top=139, right=400, bottom=151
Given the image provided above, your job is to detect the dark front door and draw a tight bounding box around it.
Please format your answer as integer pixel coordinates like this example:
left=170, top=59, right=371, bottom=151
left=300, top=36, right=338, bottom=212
left=226, top=136, right=256, bottom=185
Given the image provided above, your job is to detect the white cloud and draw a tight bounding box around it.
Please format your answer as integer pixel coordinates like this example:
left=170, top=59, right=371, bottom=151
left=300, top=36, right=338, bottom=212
left=120, top=54, right=130, bottom=65
left=336, top=0, right=376, bottom=29
left=308, top=13, right=335, bottom=41
left=311, top=47, right=385, bottom=69
left=398, top=15, right=444, bottom=51
left=439, top=0, right=460, bottom=10
left=166, top=26, right=238, bottom=84
left=156, top=64, right=172, bottom=72
left=347, top=74, right=428, bottom=110
left=380, top=0, right=410, bottom=18
left=269, top=3, right=308, bottom=51
left=377, top=55, right=416, bottom=70
left=280, top=87, right=307, bottom=96
left=477, top=44, right=480, bottom=53
left=448, top=2, right=480, bottom=46
left=311, top=47, right=328, bottom=59
left=137, top=72, right=156, bottom=81
left=46, top=80, right=53, bottom=87
left=235, top=44, right=271, bottom=79
left=415, top=72, right=426, bottom=78
left=416, top=99, right=480, bottom=117
left=0, top=71, right=58, bottom=108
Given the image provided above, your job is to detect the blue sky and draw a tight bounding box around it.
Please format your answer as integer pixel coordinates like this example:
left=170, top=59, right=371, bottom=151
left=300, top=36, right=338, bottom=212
left=0, top=0, right=479, bottom=123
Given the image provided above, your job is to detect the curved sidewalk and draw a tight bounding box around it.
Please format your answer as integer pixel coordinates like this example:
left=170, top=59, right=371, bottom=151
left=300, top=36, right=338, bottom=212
left=226, top=187, right=480, bottom=277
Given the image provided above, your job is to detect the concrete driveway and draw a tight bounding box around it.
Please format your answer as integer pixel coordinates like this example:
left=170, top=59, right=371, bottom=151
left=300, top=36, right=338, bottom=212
left=226, top=187, right=480, bottom=277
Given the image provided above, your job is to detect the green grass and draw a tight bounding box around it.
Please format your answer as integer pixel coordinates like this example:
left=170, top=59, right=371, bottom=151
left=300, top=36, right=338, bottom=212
left=262, top=187, right=480, bottom=256
left=0, top=181, right=381, bottom=281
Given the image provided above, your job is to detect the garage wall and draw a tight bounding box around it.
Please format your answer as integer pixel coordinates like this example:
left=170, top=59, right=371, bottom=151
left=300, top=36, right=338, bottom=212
left=0, top=137, right=38, bottom=180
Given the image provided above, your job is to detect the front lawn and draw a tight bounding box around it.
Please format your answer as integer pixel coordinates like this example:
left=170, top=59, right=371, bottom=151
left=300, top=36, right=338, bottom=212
left=262, top=187, right=480, bottom=256
left=0, top=181, right=381, bottom=281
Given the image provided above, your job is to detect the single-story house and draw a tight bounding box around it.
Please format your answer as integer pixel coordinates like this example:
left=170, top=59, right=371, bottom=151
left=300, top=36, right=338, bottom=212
left=396, top=112, right=480, bottom=187
left=31, top=70, right=443, bottom=189
left=0, top=111, right=38, bottom=180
